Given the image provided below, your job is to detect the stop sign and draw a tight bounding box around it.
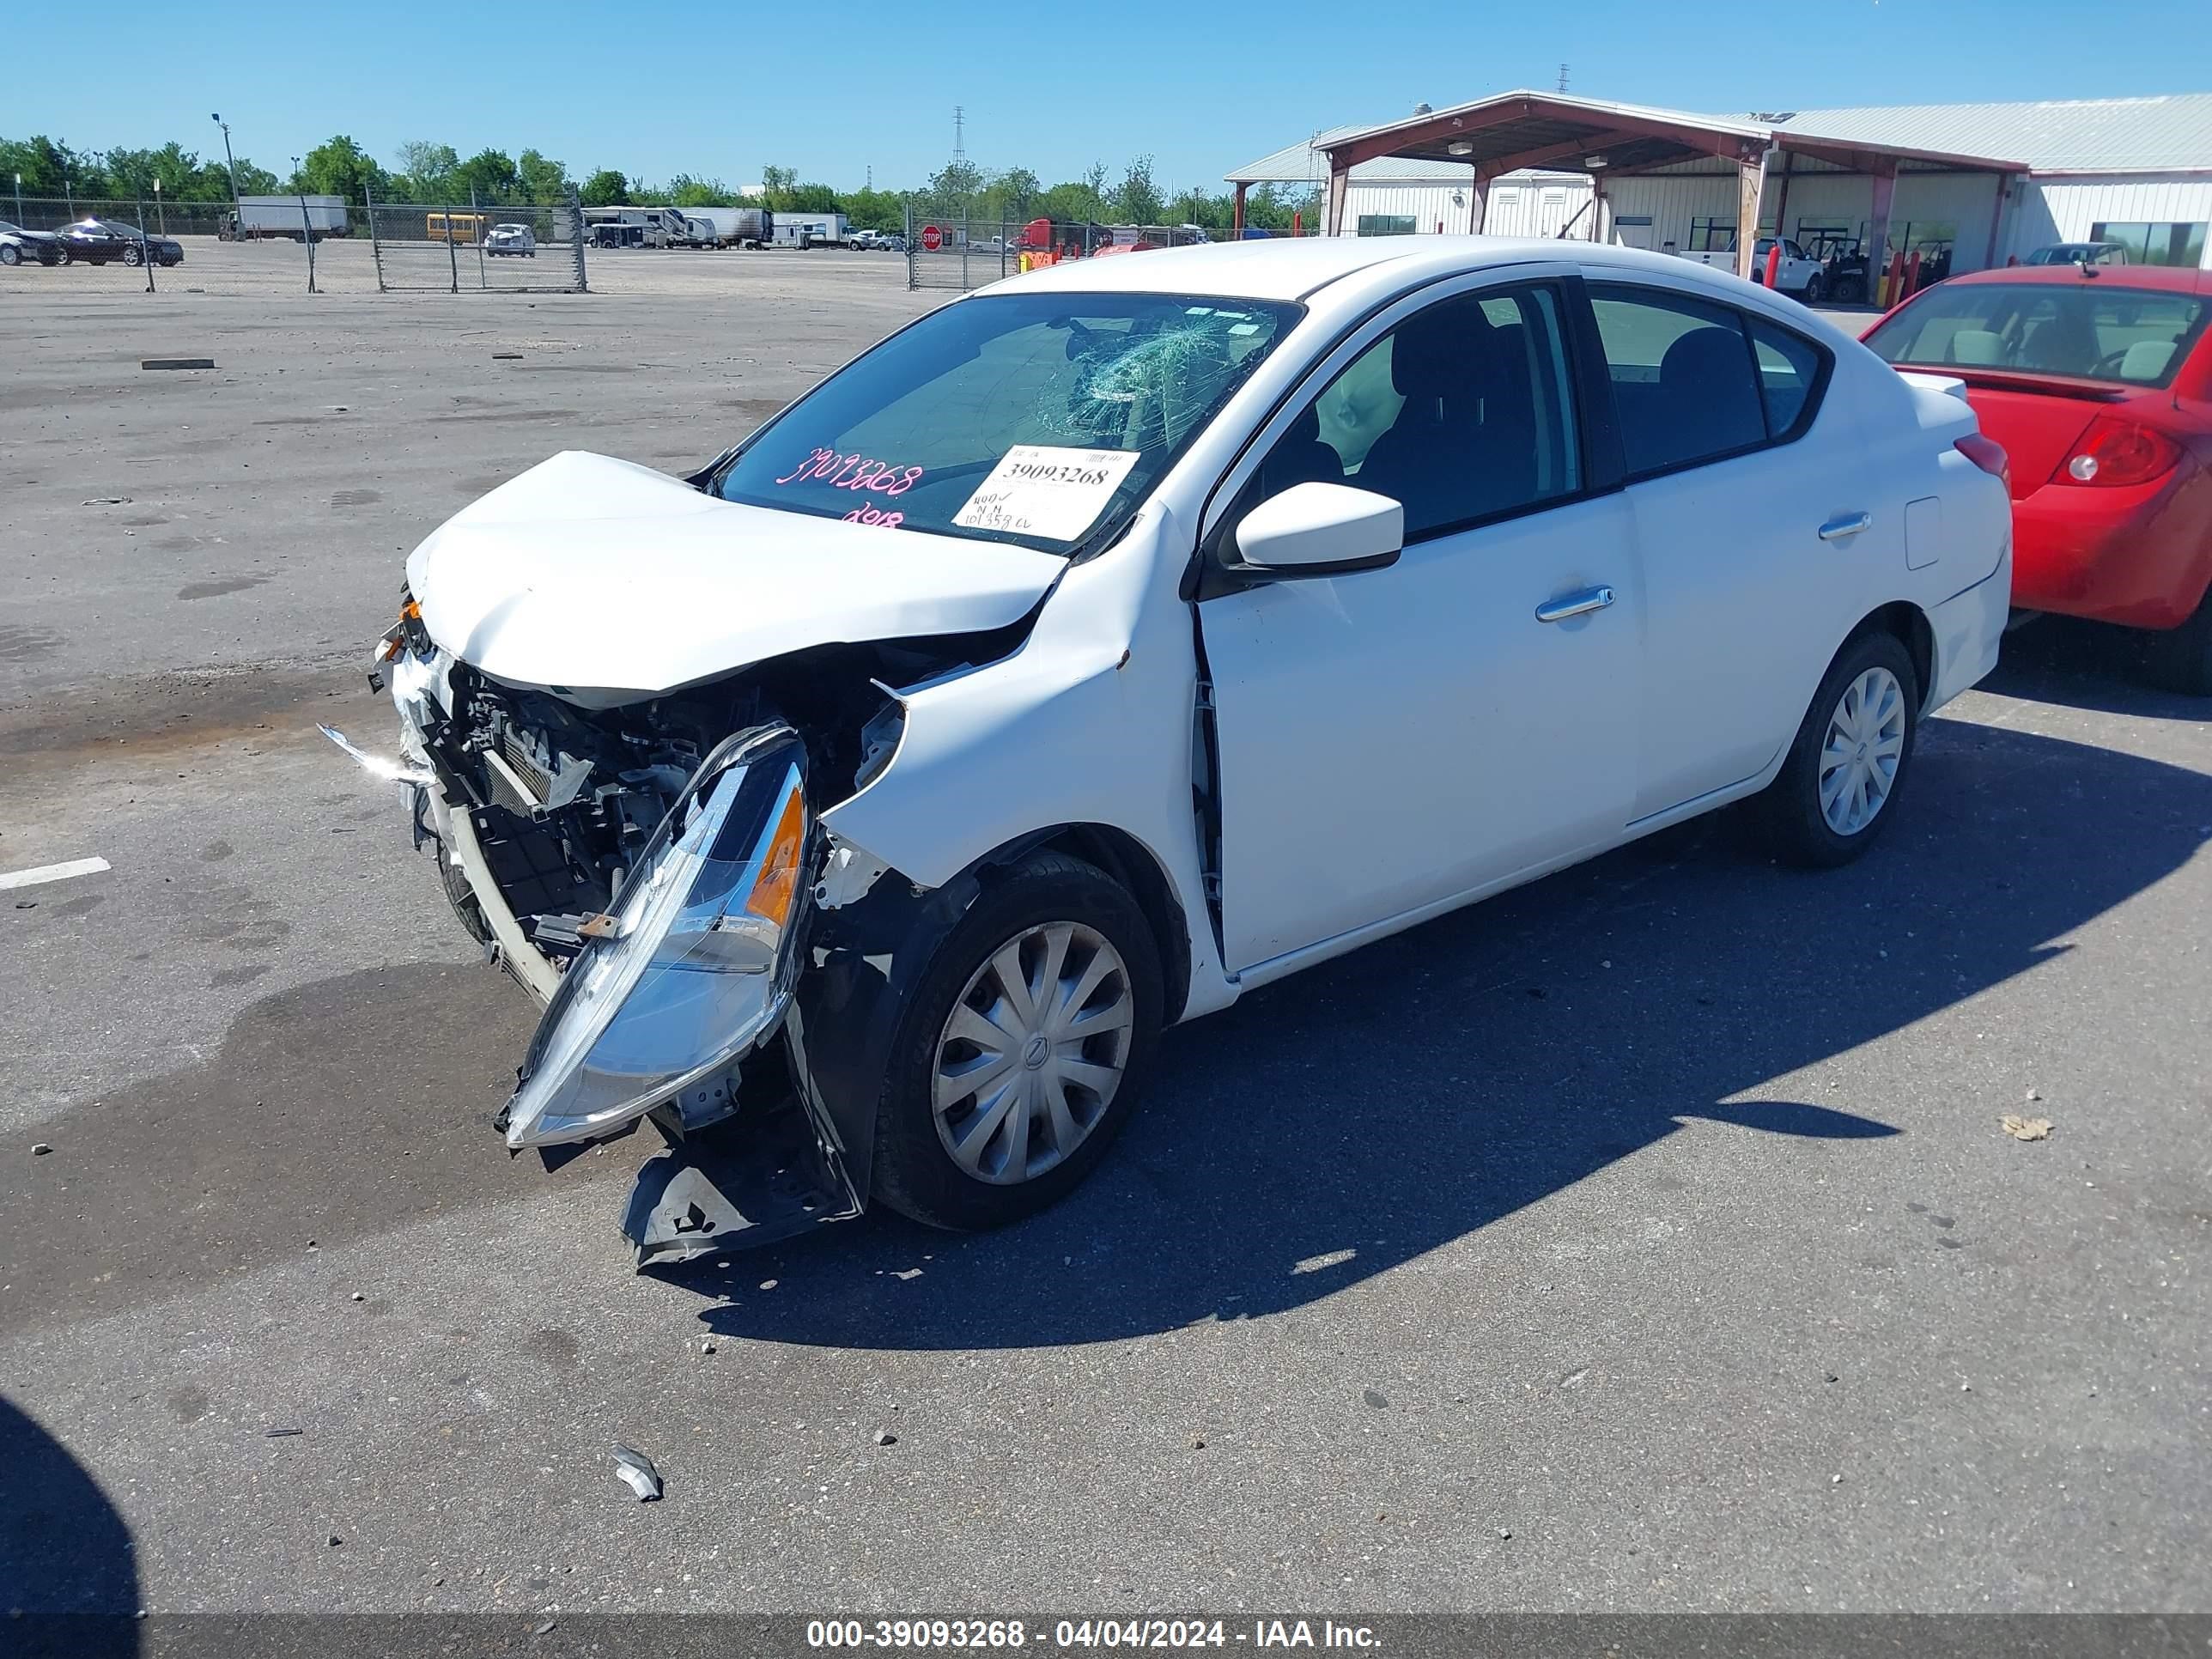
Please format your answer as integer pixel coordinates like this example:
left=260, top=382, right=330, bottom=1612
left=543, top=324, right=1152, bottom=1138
left=921, top=224, right=942, bottom=252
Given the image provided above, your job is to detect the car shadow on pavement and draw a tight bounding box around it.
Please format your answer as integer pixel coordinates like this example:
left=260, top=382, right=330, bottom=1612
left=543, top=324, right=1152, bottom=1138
left=1987, top=616, right=2209, bottom=720
left=0, top=1395, right=139, bottom=1655
left=678, top=716, right=2212, bottom=1351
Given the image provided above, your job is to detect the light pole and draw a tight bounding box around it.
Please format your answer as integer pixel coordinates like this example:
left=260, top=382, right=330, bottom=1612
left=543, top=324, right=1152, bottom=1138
left=12, top=173, right=20, bottom=226
left=211, top=113, right=242, bottom=227
left=153, top=176, right=164, bottom=235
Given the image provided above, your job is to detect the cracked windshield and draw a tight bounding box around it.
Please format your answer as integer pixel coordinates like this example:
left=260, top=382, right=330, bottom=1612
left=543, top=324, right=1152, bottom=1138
left=718, top=292, right=1302, bottom=550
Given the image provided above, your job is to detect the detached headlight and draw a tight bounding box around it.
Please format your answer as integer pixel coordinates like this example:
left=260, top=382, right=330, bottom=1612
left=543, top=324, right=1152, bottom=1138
left=502, top=726, right=815, bottom=1149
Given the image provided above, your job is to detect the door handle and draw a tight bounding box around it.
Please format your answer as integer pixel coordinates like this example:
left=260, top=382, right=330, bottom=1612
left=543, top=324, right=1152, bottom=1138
left=1818, top=513, right=1873, bottom=542
left=1534, top=585, right=1615, bottom=623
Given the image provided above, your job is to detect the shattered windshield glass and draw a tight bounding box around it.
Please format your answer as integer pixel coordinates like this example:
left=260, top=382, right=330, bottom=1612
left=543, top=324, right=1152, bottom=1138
left=716, top=291, right=1304, bottom=553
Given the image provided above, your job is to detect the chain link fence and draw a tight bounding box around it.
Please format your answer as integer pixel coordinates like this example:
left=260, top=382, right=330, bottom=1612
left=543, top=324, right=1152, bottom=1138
left=362, top=186, right=586, bottom=293
left=903, top=212, right=1252, bottom=292
left=5, top=195, right=247, bottom=237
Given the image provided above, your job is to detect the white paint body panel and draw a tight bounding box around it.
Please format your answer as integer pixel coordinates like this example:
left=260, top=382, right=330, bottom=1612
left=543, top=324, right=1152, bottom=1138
left=404, top=451, right=1065, bottom=706
left=410, top=239, right=2010, bottom=1028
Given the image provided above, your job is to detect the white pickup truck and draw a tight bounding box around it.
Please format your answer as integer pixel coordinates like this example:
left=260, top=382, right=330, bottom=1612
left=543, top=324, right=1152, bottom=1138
left=1679, top=236, right=1826, bottom=302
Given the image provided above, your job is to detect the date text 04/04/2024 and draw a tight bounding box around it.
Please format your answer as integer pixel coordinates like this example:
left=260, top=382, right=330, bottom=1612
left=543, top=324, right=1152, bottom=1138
left=805, top=1620, right=1382, bottom=1649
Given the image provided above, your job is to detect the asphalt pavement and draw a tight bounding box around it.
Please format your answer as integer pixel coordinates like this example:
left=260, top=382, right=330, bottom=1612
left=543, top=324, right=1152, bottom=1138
left=1, top=247, right=2207, bottom=1621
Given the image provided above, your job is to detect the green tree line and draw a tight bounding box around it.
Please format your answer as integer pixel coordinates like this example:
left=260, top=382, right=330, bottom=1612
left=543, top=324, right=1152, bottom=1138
left=2, top=131, right=1319, bottom=231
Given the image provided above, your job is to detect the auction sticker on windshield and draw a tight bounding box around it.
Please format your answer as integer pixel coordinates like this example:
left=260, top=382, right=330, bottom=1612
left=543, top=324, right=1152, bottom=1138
left=953, top=447, right=1141, bottom=542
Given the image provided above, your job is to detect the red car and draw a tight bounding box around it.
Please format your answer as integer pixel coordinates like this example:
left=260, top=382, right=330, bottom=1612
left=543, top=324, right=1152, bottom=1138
left=1863, top=264, right=2212, bottom=691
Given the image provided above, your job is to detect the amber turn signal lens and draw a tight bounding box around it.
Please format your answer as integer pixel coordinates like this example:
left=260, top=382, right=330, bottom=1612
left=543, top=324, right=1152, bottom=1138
left=744, top=787, right=807, bottom=927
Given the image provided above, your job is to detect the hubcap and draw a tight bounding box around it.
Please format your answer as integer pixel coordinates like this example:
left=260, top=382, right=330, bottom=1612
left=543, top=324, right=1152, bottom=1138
left=933, top=921, right=1134, bottom=1186
left=1819, top=665, right=1905, bottom=836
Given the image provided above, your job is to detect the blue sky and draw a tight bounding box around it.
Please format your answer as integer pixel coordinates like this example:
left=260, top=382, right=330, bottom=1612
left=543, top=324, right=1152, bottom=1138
left=11, top=0, right=2211, bottom=194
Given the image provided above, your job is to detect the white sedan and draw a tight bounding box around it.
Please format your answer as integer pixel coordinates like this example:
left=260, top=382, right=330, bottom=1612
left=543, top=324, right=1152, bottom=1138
left=325, top=237, right=2012, bottom=1261
left=483, top=223, right=536, bottom=257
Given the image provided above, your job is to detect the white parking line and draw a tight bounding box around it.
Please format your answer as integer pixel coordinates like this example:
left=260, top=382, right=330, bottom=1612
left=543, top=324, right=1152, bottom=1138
left=0, top=857, right=112, bottom=892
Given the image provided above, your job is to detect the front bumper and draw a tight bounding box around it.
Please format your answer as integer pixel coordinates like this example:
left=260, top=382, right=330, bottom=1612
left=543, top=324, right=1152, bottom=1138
left=323, top=642, right=882, bottom=1266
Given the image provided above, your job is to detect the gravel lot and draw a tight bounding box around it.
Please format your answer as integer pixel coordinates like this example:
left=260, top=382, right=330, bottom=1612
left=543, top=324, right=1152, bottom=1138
left=2, top=243, right=2208, bottom=1622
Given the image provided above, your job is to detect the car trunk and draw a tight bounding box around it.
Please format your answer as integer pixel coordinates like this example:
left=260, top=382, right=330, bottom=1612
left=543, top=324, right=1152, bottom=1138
left=1952, top=374, right=2130, bottom=500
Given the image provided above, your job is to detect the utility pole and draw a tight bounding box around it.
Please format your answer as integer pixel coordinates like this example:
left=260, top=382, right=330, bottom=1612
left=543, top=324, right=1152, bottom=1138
left=952, top=106, right=965, bottom=162
left=1557, top=63, right=1570, bottom=93
left=211, top=113, right=243, bottom=226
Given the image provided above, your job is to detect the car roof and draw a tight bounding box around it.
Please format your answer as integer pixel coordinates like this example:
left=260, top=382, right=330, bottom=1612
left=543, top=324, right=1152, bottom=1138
left=982, top=234, right=1802, bottom=306
left=1946, top=264, right=2205, bottom=294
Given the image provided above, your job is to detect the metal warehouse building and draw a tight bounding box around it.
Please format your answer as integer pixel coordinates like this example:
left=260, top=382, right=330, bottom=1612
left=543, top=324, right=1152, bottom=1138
left=1227, top=90, right=2212, bottom=280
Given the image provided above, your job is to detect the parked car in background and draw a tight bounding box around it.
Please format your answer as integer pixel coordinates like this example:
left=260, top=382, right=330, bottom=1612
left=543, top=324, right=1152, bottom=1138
left=2025, top=242, right=2128, bottom=267
left=50, top=218, right=132, bottom=264
left=323, top=239, right=2010, bottom=1258
left=0, top=220, right=62, bottom=265
left=1681, top=236, right=1826, bottom=301
left=483, top=223, right=537, bottom=258
left=1864, top=263, right=2212, bottom=690
left=111, top=222, right=185, bottom=267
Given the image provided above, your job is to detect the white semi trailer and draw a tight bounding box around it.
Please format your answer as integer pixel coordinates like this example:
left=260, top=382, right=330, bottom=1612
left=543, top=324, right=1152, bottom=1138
left=222, top=196, right=349, bottom=241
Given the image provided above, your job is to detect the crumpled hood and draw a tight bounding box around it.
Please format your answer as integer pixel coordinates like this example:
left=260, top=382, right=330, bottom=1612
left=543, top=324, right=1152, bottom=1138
left=406, top=452, right=1065, bottom=707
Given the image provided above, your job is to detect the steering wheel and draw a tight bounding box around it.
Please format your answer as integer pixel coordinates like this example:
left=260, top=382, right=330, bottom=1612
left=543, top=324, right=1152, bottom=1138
left=2089, top=348, right=2136, bottom=378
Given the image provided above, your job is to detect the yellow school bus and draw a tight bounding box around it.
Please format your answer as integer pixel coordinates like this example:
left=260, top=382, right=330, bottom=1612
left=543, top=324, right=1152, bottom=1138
left=425, top=211, right=491, bottom=242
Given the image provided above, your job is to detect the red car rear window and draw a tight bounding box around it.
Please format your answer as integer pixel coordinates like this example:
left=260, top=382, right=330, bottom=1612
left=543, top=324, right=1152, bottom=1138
left=1866, top=283, right=2207, bottom=390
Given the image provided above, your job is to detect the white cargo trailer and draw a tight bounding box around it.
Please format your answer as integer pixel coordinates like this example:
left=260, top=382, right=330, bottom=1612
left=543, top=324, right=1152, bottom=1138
left=222, top=196, right=349, bottom=241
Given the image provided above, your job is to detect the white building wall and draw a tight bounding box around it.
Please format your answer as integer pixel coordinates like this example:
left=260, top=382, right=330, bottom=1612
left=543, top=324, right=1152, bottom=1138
left=2007, top=174, right=2212, bottom=264
left=1328, top=164, right=2212, bottom=271
left=1342, top=183, right=1474, bottom=234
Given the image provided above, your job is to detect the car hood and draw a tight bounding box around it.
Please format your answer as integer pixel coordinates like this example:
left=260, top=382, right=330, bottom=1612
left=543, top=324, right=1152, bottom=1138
left=405, top=451, right=1066, bottom=707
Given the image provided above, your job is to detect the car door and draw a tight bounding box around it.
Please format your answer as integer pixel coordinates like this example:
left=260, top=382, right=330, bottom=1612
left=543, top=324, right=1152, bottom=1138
left=1197, top=273, right=1642, bottom=977
left=1585, top=282, right=1861, bottom=819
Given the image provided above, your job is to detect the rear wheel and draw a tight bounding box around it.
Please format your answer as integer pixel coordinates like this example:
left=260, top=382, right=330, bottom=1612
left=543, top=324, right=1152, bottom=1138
left=2145, top=586, right=2212, bottom=696
left=0, top=245, right=18, bottom=266
left=871, top=852, right=1163, bottom=1231
left=124, top=244, right=144, bottom=266
left=1757, top=630, right=1920, bottom=867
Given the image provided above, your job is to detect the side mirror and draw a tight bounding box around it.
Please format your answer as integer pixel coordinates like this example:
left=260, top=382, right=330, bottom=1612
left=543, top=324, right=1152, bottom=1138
left=1231, top=482, right=1404, bottom=578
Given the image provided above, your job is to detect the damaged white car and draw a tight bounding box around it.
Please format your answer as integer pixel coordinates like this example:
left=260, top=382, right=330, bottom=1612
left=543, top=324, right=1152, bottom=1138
left=325, top=237, right=2012, bottom=1264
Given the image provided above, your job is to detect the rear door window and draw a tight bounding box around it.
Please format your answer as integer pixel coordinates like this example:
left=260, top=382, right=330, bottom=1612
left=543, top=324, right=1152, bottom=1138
left=1747, top=317, right=1826, bottom=439
left=1588, top=286, right=1769, bottom=477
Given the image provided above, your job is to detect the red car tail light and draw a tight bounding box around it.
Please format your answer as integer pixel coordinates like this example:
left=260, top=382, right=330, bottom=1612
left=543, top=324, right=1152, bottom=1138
left=2051, top=417, right=2183, bottom=489
left=1954, top=433, right=2010, bottom=489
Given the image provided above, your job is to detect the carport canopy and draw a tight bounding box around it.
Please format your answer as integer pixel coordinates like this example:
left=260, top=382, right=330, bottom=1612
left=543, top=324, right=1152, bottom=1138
left=1303, top=90, right=2027, bottom=280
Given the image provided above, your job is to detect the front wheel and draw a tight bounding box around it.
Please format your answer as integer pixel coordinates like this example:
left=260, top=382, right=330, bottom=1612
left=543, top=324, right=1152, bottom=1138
left=124, top=244, right=144, bottom=266
left=1756, top=630, right=1920, bottom=867
left=0, top=245, right=18, bottom=266
left=1801, top=272, right=1824, bottom=304
left=871, top=852, right=1163, bottom=1231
